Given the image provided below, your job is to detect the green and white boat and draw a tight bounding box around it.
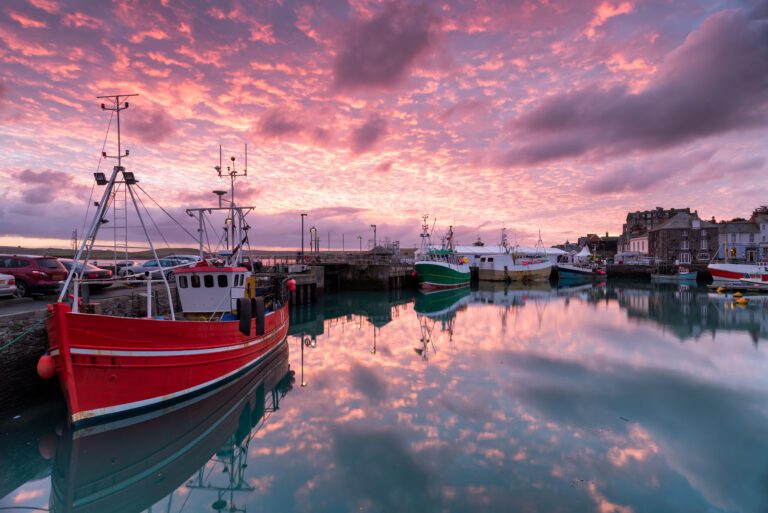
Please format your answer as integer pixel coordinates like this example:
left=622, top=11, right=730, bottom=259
left=414, top=215, right=470, bottom=291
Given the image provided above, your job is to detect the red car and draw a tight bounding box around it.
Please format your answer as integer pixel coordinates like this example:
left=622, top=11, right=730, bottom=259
left=0, top=254, right=67, bottom=297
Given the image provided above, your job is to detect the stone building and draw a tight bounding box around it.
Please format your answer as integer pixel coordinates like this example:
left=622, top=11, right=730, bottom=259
left=752, top=207, right=768, bottom=261
left=717, top=207, right=768, bottom=261
left=618, top=207, right=692, bottom=253
left=648, top=212, right=718, bottom=265
left=718, top=221, right=759, bottom=261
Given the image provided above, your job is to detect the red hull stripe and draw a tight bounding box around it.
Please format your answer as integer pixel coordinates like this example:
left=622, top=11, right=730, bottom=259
left=70, top=337, right=286, bottom=425
left=49, top=331, right=275, bottom=357
left=709, top=269, right=745, bottom=280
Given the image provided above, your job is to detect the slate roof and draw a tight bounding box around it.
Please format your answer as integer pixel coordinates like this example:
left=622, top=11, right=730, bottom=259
left=719, top=222, right=759, bottom=234
left=649, top=212, right=717, bottom=231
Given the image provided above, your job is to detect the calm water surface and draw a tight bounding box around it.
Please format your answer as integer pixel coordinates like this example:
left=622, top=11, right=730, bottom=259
left=2, top=282, right=768, bottom=513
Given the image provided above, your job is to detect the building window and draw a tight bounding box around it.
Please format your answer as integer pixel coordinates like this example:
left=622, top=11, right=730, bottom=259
left=179, top=276, right=188, bottom=288
left=681, top=240, right=689, bottom=250
left=679, top=253, right=691, bottom=264
left=218, top=274, right=228, bottom=287
left=700, top=239, right=708, bottom=250
left=204, top=275, right=214, bottom=288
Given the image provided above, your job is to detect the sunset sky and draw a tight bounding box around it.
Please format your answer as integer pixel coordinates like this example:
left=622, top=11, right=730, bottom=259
left=1, top=0, right=767, bottom=251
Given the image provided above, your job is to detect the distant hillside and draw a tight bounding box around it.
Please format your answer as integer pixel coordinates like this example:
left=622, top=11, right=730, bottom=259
left=0, top=246, right=201, bottom=259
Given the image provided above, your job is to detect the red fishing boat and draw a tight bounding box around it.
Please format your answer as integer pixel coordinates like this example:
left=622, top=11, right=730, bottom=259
left=42, top=95, right=294, bottom=428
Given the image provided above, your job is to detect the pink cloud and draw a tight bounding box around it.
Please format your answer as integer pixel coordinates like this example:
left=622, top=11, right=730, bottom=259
left=9, top=11, right=47, bottom=29
left=585, top=1, right=634, bottom=39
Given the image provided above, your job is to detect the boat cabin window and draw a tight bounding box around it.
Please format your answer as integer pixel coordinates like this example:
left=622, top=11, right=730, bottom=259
left=191, top=275, right=200, bottom=288
left=179, top=276, right=188, bottom=288
left=204, top=275, right=214, bottom=288
left=218, top=274, right=228, bottom=287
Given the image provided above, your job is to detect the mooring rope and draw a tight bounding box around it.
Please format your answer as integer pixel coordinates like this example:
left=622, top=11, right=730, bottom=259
left=0, top=317, right=48, bottom=352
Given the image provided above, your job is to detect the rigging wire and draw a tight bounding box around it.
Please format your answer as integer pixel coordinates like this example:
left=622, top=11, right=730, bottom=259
left=136, top=183, right=200, bottom=243
left=135, top=189, right=171, bottom=249
left=79, top=109, right=114, bottom=240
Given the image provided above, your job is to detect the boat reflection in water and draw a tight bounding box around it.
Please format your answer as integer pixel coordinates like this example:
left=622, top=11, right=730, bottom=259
left=50, top=341, right=292, bottom=513
left=414, top=287, right=470, bottom=359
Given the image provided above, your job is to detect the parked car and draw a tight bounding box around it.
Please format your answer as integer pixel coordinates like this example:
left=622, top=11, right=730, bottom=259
left=0, top=273, right=17, bottom=298
left=166, top=254, right=202, bottom=263
left=58, top=259, right=113, bottom=289
left=0, top=255, right=67, bottom=297
left=118, top=258, right=188, bottom=280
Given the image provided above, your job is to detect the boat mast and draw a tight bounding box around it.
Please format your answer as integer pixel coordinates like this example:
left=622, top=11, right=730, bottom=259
left=60, top=94, right=176, bottom=321
left=59, top=94, right=137, bottom=303
left=214, top=144, right=249, bottom=264
left=419, top=214, right=432, bottom=255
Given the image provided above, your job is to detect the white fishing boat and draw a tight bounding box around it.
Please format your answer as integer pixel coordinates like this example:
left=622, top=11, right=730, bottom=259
left=477, top=229, right=552, bottom=282
left=708, top=261, right=767, bottom=282
left=739, top=264, right=768, bottom=290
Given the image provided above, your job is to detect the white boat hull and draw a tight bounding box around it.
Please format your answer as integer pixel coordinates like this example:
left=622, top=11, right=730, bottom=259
left=708, top=262, right=768, bottom=282
left=478, top=254, right=552, bottom=282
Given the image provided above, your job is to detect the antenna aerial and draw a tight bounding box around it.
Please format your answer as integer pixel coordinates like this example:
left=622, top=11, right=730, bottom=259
left=97, top=93, right=138, bottom=167
left=213, top=143, right=250, bottom=251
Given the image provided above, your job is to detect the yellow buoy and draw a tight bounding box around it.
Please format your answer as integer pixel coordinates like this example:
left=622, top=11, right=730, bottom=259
left=716, top=286, right=725, bottom=293
left=734, top=291, right=743, bottom=298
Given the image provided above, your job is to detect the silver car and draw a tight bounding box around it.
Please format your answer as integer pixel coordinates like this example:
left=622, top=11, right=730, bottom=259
left=119, top=258, right=189, bottom=280
left=0, top=273, right=17, bottom=298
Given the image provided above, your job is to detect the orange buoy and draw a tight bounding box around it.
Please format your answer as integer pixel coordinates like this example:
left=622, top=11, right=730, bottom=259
left=37, top=354, right=55, bottom=379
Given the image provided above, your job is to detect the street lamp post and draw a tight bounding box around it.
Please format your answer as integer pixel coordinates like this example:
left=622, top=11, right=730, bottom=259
left=300, top=213, right=307, bottom=262
left=370, top=224, right=377, bottom=249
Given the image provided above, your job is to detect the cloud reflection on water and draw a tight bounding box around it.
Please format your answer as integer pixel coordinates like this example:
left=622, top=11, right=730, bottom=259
left=3, top=284, right=768, bottom=513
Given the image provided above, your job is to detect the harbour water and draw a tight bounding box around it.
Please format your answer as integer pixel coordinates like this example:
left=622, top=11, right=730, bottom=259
left=2, top=282, right=768, bottom=512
